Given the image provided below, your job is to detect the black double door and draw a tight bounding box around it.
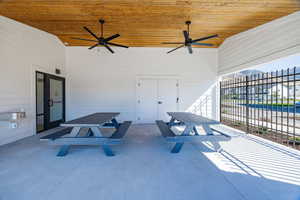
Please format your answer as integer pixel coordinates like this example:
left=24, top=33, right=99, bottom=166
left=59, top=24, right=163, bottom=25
left=36, top=72, right=65, bottom=132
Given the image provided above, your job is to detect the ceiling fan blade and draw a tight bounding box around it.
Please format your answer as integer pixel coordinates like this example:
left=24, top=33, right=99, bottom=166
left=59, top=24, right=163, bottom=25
left=106, top=42, right=128, bottom=48
left=192, top=43, right=214, bottom=46
left=83, top=27, right=99, bottom=40
left=104, top=44, right=114, bottom=53
left=88, top=43, right=99, bottom=50
left=187, top=45, right=193, bottom=54
left=192, top=34, right=218, bottom=43
left=167, top=45, right=184, bottom=54
left=71, top=37, right=98, bottom=42
left=161, top=42, right=184, bottom=44
left=183, top=30, right=189, bottom=41
left=104, top=34, right=120, bottom=42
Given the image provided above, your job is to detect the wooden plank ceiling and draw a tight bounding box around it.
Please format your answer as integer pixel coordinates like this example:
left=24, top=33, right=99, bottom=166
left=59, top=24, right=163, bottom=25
left=1, top=0, right=300, bottom=47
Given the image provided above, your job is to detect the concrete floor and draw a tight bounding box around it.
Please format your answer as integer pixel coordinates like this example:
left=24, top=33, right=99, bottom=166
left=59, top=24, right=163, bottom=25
left=1, top=124, right=300, bottom=200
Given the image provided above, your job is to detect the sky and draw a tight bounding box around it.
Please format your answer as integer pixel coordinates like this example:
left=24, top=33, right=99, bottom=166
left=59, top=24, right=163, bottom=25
left=246, top=53, right=300, bottom=72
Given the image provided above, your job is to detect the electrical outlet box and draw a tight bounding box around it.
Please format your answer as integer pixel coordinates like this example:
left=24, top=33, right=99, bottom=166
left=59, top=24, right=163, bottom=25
left=10, top=122, right=18, bottom=129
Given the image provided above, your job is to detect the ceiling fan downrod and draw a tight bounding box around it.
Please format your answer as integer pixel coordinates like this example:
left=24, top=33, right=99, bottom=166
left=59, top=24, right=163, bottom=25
left=99, top=19, right=104, bottom=38
left=186, top=20, right=191, bottom=35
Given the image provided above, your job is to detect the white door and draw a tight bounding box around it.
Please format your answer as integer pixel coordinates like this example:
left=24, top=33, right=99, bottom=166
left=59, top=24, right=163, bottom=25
left=136, top=79, right=158, bottom=123
left=158, top=79, right=178, bottom=121
left=136, top=78, right=178, bottom=123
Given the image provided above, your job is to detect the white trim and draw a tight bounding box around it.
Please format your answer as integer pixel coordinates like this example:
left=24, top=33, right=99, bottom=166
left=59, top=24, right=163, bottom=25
left=136, top=74, right=181, bottom=80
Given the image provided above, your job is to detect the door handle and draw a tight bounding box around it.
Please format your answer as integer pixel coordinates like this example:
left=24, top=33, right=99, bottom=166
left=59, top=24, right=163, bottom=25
left=158, top=101, right=163, bottom=104
left=48, top=99, right=54, bottom=107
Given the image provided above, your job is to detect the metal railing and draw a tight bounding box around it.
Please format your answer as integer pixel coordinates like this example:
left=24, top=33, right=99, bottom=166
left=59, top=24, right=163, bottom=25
left=220, top=67, right=300, bottom=150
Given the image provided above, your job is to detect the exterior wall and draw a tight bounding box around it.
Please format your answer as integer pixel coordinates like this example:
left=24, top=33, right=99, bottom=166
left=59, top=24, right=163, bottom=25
left=0, top=16, right=66, bottom=145
left=66, top=47, right=218, bottom=123
left=218, top=11, right=300, bottom=75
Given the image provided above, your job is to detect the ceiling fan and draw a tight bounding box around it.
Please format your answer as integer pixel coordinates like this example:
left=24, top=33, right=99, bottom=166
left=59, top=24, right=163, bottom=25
left=162, top=21, right=218, bottom=54
left=71, top=19, right=128, bottom=54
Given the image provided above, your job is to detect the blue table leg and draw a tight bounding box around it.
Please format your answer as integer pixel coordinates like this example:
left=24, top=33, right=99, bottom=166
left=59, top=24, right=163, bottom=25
left=56, top=127, right=81, bottom=157
left=203, top=124, right=214, bottom=135
left=202, top=124, right=221, bottom=151
left=170, top=125, right=193, bottom=153
left=171, top=143, right=184, bottom=153
left=57, top=145, right=70, bottom=157
left=193, top=126, right=199, bottom=135
left=168, top=117, right=176, bottom=128
left=87, top=128, right=94, bottom=137
left=111, top=118, right=120, bottom=129
left=102, top=145, right=115, bottom=156
left=91, top=127, right=115, bottom=157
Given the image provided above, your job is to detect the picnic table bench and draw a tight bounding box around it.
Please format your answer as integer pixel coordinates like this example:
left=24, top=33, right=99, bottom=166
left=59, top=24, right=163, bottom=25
left=40, top=112, right=132, bottom=157
left=156, top=112, right=231, bottom=153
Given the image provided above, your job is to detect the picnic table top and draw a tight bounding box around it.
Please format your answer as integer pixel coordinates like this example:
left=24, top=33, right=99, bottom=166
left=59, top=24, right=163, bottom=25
left=167, top=112, right=220, bottom=125
left=61, top=112, right=120, bottom=127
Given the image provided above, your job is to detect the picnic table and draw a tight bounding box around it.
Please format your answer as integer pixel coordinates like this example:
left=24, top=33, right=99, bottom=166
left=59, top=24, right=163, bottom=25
left=167, top=112, right=220, bottom=135
left=156, top=112, right=230, bottom=153
left=40, top=112, right=131, bottom=157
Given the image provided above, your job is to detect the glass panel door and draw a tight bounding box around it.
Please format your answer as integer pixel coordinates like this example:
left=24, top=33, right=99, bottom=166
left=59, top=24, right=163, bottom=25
left=36, top=71, right=65, bottom=133
left=36, top=72, right=45, bottom=132
left=46, top=74, right=65, bottom=129
left=49, top=78, right=63, bottom=122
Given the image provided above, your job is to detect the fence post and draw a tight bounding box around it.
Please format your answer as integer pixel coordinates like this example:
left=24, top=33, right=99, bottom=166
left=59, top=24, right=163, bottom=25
left=246, top=76, right=249, bottom=134
left=219, top=81, right=222, bottom=123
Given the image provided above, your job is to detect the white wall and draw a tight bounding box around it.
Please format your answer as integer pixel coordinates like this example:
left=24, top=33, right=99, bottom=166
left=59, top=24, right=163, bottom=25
left=218, top=11, right=300, bottom=75
left=0, top=16, right=66, bottom=145
left=66, top=47, right=218, bottom=123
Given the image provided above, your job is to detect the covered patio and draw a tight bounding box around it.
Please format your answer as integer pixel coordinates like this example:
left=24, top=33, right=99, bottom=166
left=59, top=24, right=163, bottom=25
left=1, top=1, right=300, bottom=200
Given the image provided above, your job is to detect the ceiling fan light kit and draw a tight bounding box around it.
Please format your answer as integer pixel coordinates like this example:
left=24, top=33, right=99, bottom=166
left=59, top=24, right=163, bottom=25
left=71, top=19, right=218, bottom=54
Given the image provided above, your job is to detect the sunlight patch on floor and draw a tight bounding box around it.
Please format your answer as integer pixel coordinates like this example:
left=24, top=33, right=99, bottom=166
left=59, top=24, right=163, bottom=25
left=203, top=136, right=300, bottom=186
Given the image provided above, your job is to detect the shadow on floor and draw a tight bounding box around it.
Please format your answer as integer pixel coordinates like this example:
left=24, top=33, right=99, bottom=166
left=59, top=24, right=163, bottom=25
left=0, top=124, right=300, bottom=200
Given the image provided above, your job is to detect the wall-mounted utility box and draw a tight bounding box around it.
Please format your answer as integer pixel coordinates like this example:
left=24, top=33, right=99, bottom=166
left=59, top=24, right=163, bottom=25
left=0, top=111, right=26, bottom=121
left=0, top=111, right=26, bottom=128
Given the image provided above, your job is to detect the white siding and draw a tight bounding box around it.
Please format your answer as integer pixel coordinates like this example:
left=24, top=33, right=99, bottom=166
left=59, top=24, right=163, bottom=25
left=0, top=16, right=66, bottom=145
left=218, top=11, right=300, bottom=75
left=66, top=47, right=218, bottom=123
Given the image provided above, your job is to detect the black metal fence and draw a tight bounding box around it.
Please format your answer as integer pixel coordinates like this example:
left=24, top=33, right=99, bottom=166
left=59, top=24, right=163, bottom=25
left=220, top=67, right=300, bottom=150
